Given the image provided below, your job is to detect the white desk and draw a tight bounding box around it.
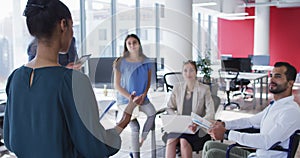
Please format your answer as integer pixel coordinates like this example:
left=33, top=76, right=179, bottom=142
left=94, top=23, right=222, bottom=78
left=220, top=72, right=269, bottom=108
left=252, top=65, right=274, bottom=72
left=239, top=72, right=269, bottom=108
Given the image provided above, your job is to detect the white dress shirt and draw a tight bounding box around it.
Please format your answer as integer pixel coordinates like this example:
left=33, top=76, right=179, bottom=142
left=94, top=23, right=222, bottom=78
left=225, top=96, right=300, bottom=158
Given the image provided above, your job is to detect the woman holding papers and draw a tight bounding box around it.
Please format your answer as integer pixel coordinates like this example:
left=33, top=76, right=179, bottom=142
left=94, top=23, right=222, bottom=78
left=165, top=60, right=215, bottom=158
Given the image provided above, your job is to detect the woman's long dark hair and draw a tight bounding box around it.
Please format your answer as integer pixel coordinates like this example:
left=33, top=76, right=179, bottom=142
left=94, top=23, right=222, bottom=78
left=113, top=34, right=147, bottom=68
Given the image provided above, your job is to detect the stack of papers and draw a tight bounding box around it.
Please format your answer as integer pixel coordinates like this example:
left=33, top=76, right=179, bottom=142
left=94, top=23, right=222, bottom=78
left=191, top=112, right=212, bottom=129
left=160, top=115, right=199, bottom=134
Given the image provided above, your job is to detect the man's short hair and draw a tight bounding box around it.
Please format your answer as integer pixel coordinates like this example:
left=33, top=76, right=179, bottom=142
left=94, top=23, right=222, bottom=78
left=274, top=62, right=297, bottom=81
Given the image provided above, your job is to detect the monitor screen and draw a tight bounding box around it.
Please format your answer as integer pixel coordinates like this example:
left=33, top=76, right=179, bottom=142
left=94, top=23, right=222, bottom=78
left=234, top=58, right=252, bottom=72
left=88, top=57, right=116, bottom=89
left=222, top=58, right=252, bottom=72
left=252, top=55, right=270, bottom=66
left=221, top=59, right=240, bottom=71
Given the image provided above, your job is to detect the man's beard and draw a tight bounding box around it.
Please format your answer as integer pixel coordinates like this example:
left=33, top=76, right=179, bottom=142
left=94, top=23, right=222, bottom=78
left=269, top=82, right=288, bottom=94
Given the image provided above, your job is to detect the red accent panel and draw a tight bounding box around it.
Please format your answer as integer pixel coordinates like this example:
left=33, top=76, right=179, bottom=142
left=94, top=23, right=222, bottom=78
left=218, top=18, right=254, bottom=58
left=269, top=7, right=300, bottom=71
left=246, top=7, right=255, bottom=16
left=218, top=7, right=300, bottom=71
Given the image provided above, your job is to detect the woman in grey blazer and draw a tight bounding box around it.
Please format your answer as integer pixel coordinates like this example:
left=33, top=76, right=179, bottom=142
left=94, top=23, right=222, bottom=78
left=165, top=60, right=215, bottom=158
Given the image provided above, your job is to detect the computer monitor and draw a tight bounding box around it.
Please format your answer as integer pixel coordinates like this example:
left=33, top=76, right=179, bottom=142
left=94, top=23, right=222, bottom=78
left=251, top=55, right=270, bottom=66
left=234, top=58, right=252, bottom=72
left=221, top=59, right=240, bottom=71
left=222, top=58, right=252, bottom=72
left=88, top=57, right=117, bottom=89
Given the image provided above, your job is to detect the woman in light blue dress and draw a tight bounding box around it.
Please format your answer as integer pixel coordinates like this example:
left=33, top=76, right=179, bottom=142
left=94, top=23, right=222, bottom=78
left=114, top=34, right=156, bottom=158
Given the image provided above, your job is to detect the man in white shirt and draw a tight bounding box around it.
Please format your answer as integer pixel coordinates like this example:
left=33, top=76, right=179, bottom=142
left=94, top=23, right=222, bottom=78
left=202, top=62, right=300, bottom=158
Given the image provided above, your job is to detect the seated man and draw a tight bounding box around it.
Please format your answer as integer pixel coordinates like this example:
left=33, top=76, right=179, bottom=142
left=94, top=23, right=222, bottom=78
left=202, top=62, right=300, bottom=158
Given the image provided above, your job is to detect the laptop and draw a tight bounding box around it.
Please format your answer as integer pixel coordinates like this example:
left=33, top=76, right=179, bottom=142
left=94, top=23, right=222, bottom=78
left=160, top=115, right=198, bottom=134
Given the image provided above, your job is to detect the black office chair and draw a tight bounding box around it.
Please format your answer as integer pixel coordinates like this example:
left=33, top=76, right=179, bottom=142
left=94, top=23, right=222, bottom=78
left=233, top=78, right=254, bottom=99
left=218, top=68, right=241, bottom=110
left=163, top=72, right=184, bottom=92
left=226, top=130, right=300, bottom=158
left=221, top=59, right=253, bottom=100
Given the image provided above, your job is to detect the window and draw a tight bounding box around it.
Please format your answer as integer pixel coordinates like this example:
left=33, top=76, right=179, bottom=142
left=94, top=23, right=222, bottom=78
left=140, top=29, right=148, bottom=40
left=0, top=0, right=80, bottom=91
left=99, top=29, right=107, bottom=40
left=119, top=29, right=128, bottom=41
left=99, top=45, right=112, bottom=57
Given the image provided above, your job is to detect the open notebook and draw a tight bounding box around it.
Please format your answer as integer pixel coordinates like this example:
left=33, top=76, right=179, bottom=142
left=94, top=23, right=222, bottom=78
left=160, top=115, right=199, bottom=134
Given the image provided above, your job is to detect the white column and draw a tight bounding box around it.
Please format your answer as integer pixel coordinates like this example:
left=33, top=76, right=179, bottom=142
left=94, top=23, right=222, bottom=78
left=162, top=0, right=193, bottom=72
left=253, top=0, right=270, bottom=55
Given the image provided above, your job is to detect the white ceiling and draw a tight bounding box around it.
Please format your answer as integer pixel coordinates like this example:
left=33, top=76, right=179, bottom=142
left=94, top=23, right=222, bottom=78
left=193, top=0, right=300, bottom=12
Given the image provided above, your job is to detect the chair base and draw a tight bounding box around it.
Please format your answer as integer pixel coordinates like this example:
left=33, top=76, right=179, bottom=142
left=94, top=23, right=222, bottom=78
left=223, top=101, right=240, bottom=110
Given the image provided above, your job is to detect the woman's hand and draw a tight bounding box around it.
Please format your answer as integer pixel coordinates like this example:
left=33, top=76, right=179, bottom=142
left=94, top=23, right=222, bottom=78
left=116, top=91, right=141, bottom=134
left=188, top=123, right=198, bottom=133
left=65, top=62, right=82, bottom=70
left=126, top=91, right=139, bottom=112
left=136, top=94, right=145, bottom=105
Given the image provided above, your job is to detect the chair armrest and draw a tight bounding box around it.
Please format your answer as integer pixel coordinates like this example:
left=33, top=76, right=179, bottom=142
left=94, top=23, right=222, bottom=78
left=156, top=107, right=168, bottom=115
left=226, top=143, right=256, bottom=158
left=226, top=142, right=289, bottom=158
left=226, top=129, right=300, bottom=158
left=225, top=128, right=260, bottom=158
left=269, top=142, right=288, bottom=152
left=234, top=128, right=260, bottom=133
left=156, top=107, right=176, bottom=115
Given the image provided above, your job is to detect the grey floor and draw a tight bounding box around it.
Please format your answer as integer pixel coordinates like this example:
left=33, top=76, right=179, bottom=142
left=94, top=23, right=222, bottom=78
left=2, top=86, right=300, bottom=158
left=108, top=89, right=273, bottom=158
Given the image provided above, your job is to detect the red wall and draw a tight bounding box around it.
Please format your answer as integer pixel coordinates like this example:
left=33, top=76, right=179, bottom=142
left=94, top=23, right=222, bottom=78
left=218, top=18, right=254, bottom=58
left=218, top=7, right=300, bottom=71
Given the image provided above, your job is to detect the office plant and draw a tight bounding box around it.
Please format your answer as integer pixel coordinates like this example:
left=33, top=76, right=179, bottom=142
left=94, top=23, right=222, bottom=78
left=197, top=49, right=213, bottom=84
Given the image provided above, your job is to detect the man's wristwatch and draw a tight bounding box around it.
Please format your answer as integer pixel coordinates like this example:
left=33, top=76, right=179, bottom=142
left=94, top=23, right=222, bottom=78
left=224, top=130, right=230, bottom=139
left=216, top=119, right=226, bottom=127
left=217, top=120, right=228, bottom=139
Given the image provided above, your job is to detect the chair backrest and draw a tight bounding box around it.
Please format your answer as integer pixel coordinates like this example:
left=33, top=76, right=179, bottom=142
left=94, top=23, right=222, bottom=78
left=163, top=72, right=184, bottom=92
left=148, top=58, right=159, bottom=90
left=286, top=130, right=300, bottom=158
left=268, top=130, right=300, bottom=158
left=218, top=68, right=240, bottom=91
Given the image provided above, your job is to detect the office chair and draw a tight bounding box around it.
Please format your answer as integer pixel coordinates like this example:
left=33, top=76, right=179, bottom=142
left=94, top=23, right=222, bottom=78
left=233, top=78, right=254, bottom=99
left=226, top=130, right=300, bottom=158
left=218, top=68, right=241, bottom=110
left=163, top=71, right=221, bottom=111
left=163, top=72, right=184, bottom=92
left=221, top=59, right=253, bottom=100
